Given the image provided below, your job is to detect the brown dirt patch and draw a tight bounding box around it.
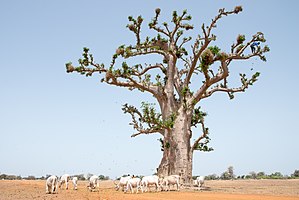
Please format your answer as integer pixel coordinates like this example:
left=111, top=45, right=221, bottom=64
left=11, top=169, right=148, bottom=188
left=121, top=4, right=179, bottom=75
left=0, top=179, right=298, bottom=200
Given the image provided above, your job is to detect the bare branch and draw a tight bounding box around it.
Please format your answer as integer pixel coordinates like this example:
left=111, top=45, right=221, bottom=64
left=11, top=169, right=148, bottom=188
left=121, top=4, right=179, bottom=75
left=180, top=57, right=191, bottom=72
left=131, top=129, right=163, bottom=138
left=191, top=120, right=209, bottom=152
left=202, top=71, right=261, bottom=99
left=179, top=68, right=189, bottom=78
left=137, top=64, right=166, bottom=76
left=126, top=46, right=167, bottom=58
left=231, top=32, right=266, bottom=57
left=122, top=103, right=166, bottom=138
left=178, top=37, right=192, bottom=49
left=126, top=15, right=144, bottom=46
left=190, top=60, right=228, bottom=105
left=190, top=31, right=268, bottom=105
left=67, top=57, right=162, bottom=97
left=184, top=6, right=243, bottom=87
left=173, top=66, right=183, bottom=99
left=202, top=84, right=246, bottom=99
left=149, top=8, right=170, bottom=37
left=109, top=76, right=158, bottom=93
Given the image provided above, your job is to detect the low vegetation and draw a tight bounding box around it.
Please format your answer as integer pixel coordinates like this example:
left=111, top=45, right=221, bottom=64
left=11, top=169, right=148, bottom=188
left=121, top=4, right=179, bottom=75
left=200, top=167, right=299, bottom=180
left=1, top=168, right=298, bottom=181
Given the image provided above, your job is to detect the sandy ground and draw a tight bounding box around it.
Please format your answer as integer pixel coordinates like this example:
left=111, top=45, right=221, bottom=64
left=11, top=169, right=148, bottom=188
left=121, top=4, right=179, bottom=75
left=0, top=179, right=299, bottom=200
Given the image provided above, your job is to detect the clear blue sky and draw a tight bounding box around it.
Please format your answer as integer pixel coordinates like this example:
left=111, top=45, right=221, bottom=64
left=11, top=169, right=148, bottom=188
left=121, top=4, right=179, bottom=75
left=1, top=0, right=298, bottom=179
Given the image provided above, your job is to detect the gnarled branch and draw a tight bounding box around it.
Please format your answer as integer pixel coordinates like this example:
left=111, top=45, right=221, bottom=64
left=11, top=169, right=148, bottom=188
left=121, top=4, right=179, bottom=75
left=184, top=6, right=243, bottom=88
left=122, top=103, right=173, bottom=138
left=202, top=72, right=261, bottom=99
left=191, top=119, right=213, bottom=152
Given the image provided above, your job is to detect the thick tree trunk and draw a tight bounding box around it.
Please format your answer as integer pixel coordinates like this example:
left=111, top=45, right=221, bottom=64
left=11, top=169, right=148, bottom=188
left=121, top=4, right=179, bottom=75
left=157, top=107, right=193, bottom=184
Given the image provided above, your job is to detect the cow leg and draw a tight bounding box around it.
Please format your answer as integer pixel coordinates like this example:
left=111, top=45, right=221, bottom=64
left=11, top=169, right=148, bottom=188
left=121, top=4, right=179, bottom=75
left=46, top=184, right=50, bottom=194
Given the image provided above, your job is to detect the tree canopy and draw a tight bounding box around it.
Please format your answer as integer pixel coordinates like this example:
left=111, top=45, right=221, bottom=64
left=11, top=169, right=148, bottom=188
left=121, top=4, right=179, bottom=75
left=66, top=6, right=269, bottom=182
left=66, top=6, right=269, bottom=151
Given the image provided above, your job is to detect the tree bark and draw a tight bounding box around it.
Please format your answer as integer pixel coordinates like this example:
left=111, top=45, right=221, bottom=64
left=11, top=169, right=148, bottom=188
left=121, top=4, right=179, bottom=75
left=157, top=107, right=193, bottom=184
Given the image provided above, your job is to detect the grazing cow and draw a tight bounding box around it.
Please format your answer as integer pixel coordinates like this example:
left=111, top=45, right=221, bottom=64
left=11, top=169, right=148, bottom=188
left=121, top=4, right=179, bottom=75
left=88, top=175, right=100, bottom=191
left=72, top=176, right=78, bottom=190
left=194, top=176, right=205, bottom=188
left=59, top=174, right=71, bottom=190
left=125, top=177, right=142, bottom=193
left=160, top=175, right=180, bottom=191
left=141, top=175, right=160, bottom=192
left=46, top=175, right=58, bottom=194
left=114, top=175, right=132, bottom=191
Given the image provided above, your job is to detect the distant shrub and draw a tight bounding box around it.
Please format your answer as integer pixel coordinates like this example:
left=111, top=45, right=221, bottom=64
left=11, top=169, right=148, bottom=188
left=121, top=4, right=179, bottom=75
left=292, top=170, right=299, bottom=178
left=0, top=174, right=19, bottom=180
left=205, top=174, right=219, bottom=180
left=74, top=174, right=86, bottom=181
left=25, top=176, right=36, bottom=180
left=249, top=171, right=257, bottom=179
left=99, top=175, right=110, bottom=180
left=220, top=166, right=235, bottom=180
left=269, top=172, right=283, bottom=179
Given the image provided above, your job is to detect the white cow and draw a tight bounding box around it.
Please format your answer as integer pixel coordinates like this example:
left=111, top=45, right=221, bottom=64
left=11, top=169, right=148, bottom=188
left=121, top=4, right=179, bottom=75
left=160, top=175, right=180, bottom=191
left=114, top=175, right=132, bottom=191
left=59, top=174, right=71, bottom=190
left=194, top=176, right=205, bottom=188
left=72, top=176, right=78, bottom=190
left=46, top=175, right=58, bottom=194
left=88, top=175, right=100, bottom=191
left=125, top=177, right=142, bottom=194
left=141, top=175, right=160, bottom=192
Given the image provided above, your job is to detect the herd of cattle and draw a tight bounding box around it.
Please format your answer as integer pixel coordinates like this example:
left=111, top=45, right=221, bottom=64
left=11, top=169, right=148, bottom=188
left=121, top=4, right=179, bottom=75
left=46, top=174, right=205, bottom=194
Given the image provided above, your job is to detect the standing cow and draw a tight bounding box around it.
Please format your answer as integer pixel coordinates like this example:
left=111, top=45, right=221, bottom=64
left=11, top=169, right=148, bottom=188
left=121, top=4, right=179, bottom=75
left=125, top=177, right=142, bottom=194
left=59, top=174, right=71, bottom=190
left=46, top=175, right=58, bottom=194
left=160, top=175, right=180, bottom=191
left=114, top=175, right=132, bottom=191
left=141, top=175, right=160, bottom=192
left=193, top=176, right=205, bottom=189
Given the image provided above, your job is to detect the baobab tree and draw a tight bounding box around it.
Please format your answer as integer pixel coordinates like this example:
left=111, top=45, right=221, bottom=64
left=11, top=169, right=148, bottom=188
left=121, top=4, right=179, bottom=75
left=66, top=6, right=269, bottom=184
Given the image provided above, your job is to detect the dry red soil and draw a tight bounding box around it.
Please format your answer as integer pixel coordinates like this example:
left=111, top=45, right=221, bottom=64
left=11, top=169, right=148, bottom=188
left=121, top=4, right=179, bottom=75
left=0, top=179, right=299, bottom=200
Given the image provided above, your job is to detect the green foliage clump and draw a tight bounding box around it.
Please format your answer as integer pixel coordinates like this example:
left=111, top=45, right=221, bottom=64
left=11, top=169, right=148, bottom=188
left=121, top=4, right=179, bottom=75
left=208, top=46, right=221, bottom=55
left=216, top=52, right=228, bottom=61
left=199, top=46, right=224, bottom=72
left=236, top=34, right=245, bottom=44
left=200, top=49, right=214, bottom=72
left=240, top=72, right=260, bottom=87
left=191, top=107, right=207, bottom=127
left=65, top=62, right=74, bottom=73
left=140, top=102, right=176, bottom=129
left=194, top=141, right=214, bottom=152
left=141, top=102, right=161, bottom=125
left=201, top=49, right=214, bottom=65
